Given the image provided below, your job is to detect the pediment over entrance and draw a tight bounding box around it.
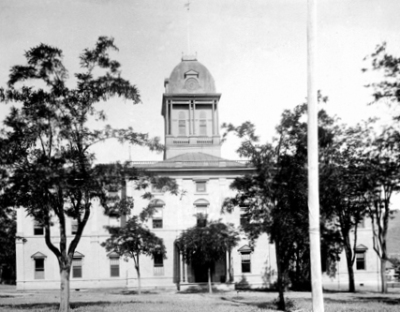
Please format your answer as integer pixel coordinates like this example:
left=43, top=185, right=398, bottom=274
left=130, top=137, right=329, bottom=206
left=238, top=245, right=252, bottom=253
left=355, top=244, right=368, bottom=251
left=31, top=252, right=47, bottom=259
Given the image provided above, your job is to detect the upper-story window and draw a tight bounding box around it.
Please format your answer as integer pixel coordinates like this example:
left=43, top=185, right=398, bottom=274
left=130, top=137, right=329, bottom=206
left=150, top=199, right=165, bottom=229
left=194, top=199, right=209, bottom=227
left=34, top=221, right=44, bottom=236
left=178, top=111, right=186, bottom=136
left=71, top=219, right=78, bottom=235
left=240, top=207, right=248, bottom=227
left=195, top=180, right=207, bottom=193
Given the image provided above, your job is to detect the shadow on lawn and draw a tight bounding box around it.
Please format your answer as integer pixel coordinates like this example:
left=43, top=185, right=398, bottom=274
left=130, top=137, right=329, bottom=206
left=117, top=290, right=158, bottom=295
left=316, top=296, right=400, bottom=306
left=0, top=301, right=126, bottom=310
left=220, top=296, right=278, bottom=311
left=356, top=296, right=400, bottom=305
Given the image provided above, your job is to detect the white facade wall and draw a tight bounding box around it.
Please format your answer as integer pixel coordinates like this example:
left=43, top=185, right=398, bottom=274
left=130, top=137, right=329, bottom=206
left=322, top=219, right=382, bottom=291
left=16, top=172, right=278, bottom=290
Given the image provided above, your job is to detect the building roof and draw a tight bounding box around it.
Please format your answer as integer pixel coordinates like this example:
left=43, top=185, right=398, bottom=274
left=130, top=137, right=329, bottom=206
left=132, top=152, right=249, bottom=170
left=164, top=56, right=216, bottom=94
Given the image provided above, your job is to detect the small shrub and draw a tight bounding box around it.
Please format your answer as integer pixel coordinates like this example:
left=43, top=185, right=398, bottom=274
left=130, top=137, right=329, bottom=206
left=273, top=296, right=298, bottom=312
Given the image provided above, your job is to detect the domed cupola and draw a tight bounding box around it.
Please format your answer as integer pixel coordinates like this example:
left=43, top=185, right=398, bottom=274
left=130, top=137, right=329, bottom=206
left=162, top=56, right=222, bottom=160
left=164, top=55, right=216, bottom=94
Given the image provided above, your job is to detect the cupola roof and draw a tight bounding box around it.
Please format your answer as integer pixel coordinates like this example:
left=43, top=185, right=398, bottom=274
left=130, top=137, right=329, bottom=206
left=164, top=55, right=216, bottom=94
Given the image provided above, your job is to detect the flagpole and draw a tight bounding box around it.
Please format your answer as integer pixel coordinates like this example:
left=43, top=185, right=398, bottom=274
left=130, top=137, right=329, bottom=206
left=186, top=0, right=191, bottom=54
left=307, top=0, right=324, bottom=311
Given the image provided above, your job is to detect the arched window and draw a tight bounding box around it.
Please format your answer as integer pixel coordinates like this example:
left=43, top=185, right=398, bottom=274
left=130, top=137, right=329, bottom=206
left=178, top=111, right=186, bottom=136
left=72, top=251, right=84, bottom=278
left=194, top=199, right=209, bottom=227
left=238, top=245, right=252, bottom=273
left=199, top=111, right=207, bottom=136
left=107, top=251, right=120, bottom=277
left=150, top=199, right=165, bottom=229
left=31, top=252, right=46, bottom=279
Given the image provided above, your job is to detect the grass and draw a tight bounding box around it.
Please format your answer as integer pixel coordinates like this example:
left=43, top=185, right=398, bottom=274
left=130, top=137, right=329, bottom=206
left=1, top=288, right=400, bottom=312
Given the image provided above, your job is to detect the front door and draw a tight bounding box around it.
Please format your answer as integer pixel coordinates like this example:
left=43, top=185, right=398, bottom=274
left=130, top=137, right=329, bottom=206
left=193, top=263, right=212, bottom=283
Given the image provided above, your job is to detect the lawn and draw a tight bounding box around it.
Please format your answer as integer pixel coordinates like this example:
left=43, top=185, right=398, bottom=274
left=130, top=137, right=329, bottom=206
left=1, top=287, right=400, bottom=312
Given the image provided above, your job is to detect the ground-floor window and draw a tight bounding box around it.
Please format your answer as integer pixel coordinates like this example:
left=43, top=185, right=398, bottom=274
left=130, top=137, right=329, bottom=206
left=153, top=253, right=164, bottom=276
left=110, top=256, right=120, bottom=277
left=356, top=251, right=366, bottom=270
left=72, top=257, right=83, bottom=278
left=241, top=252, right=251, bottom=273
left=34, top=258, right=45, bottom=279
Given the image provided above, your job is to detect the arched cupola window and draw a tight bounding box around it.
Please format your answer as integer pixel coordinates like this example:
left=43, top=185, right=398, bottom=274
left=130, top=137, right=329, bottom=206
left=178, top=111, right=186, bottom=136
left=199, top=111, right=207, bottom=136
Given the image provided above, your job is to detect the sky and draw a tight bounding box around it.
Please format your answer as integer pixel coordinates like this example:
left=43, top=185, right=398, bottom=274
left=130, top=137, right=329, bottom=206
left=1, top=0, right=400, bottom=163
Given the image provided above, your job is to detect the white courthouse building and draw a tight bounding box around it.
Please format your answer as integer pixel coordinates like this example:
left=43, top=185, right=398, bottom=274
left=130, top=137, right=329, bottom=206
left=16, top=56, right=382, bottom=291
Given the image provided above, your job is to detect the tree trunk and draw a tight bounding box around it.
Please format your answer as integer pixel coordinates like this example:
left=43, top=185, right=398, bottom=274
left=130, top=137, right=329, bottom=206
left=59, top=268, right=70, bottom=312
left=343, top=240, right=355, bottom=292
left=380, top=258, right=387, bottom=293
left=135, top=265, right=141, bottom=295
left=275, top=241, right=286, bottom=311
left=208, top=267, right=212, bottom=294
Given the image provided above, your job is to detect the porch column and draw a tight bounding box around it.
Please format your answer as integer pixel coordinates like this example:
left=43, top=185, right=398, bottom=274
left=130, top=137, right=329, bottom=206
left=193, top=101, right=196, bottom=135
left=225, top=250, right=230, bottom=283
left=181, top=253, right=186, bottom=282
left=188, top=102, right=192, bottom=135
left=216, top=100, right=219, bottom=135
left=212, top=100, right=215, bottom=135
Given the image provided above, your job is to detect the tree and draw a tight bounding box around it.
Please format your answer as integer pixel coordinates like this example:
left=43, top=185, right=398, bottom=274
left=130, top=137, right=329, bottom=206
left=176, top=220, right=239, bottom=293
left=222, top=101, right=342, bottom=310
left=362, top=127, right=400, bottom=293
left=101, top=216, right=166, bottom=294
left=0, top=37, right=163, bottom=311
left=320, top=123, right=370, bottom=292
left=363, top=42, right=400, bottom=120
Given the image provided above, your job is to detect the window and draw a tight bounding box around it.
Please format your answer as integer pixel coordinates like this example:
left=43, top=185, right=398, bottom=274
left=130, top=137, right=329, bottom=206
left=178, top=111, right=186, bottom=136
left=150, top=199, right=165, bottom=229
left=72, top=257, right=83, bottom=278
left=199, top=120, right=207, bottom=136
left=199, top=111, right=207, bottom=136
left=240, top=208, right=248, bottom=227
left=71, top=220, right=78, bottom=235
left=110, top=256, right=120, bottom=277
left=34, top=258, right=45, bottom=279
left=241, top=252, right=251, bottom=273
left=356, top=251, right=366, bottom=270
left=194, top=199, right=209, bottom=227
left=34, top=221, right=44, bottom=235
left=358, top=218, right=365, bottom=229
left=153, top=253, right=164, bottom=276
left=196, top=181, right=206, bottom=193
left=152, top=208, right=163, bottom=229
